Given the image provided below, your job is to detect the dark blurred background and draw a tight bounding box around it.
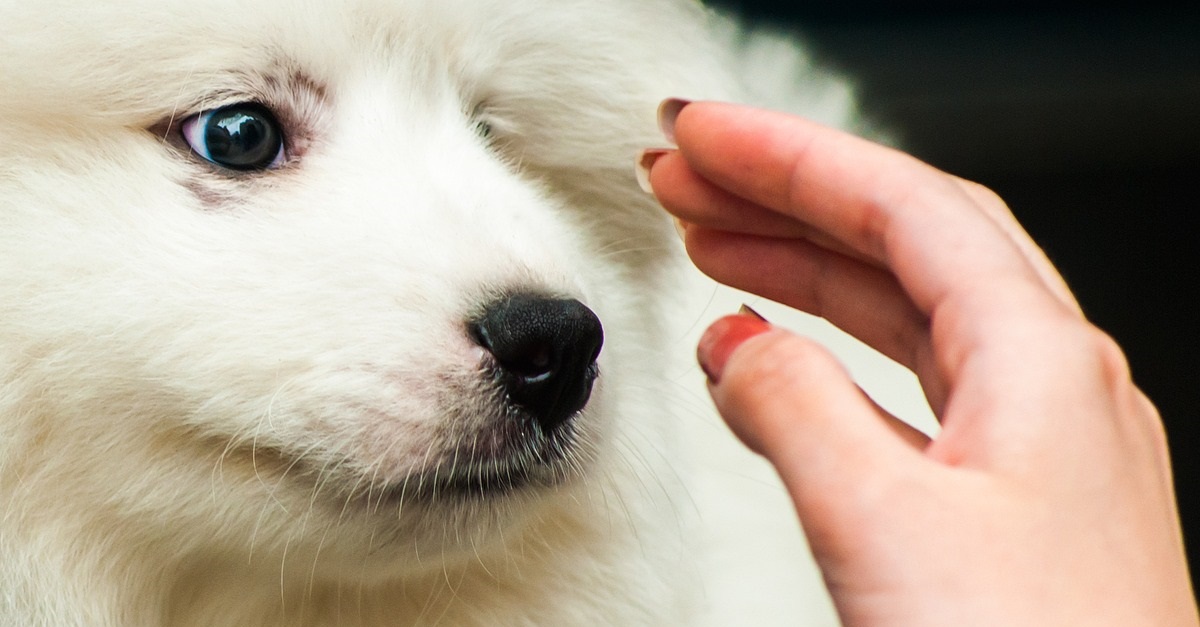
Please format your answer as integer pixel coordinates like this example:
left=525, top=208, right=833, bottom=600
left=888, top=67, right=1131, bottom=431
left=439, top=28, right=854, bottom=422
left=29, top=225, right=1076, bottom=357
left=708, top=0, right=1200, bottom=576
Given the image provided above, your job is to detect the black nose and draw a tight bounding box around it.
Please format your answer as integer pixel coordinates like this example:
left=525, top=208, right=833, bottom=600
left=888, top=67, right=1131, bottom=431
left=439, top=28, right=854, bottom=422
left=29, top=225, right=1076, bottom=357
left=469, top=294, right=603, bottom=433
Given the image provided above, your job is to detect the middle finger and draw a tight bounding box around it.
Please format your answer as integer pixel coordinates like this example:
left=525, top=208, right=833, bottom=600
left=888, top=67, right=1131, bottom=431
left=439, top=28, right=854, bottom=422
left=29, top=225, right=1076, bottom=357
left=682, top=224, right=945, bottom=409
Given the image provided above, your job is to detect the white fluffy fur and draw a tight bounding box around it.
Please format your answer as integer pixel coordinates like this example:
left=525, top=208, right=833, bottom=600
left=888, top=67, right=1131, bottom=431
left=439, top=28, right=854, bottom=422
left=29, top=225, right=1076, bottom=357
left=0, top=1, right=878, bottom=625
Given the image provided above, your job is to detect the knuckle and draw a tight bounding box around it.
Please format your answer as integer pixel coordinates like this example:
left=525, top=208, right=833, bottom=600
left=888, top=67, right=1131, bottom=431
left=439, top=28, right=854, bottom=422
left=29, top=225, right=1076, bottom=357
left=1091, top=328, right=1133, bottom=381
left=959, top=178, right=1009, bottom=209
left=1074, top=323, right=1134, bottom=386
left=1138, top=390, right=1171, bottom=451
left=1044, top=321, right=1145, bottom=403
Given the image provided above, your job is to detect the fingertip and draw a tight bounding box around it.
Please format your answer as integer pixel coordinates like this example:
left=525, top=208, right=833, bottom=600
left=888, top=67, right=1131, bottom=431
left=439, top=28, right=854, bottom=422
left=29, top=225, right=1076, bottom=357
left=705, top=327, right=830, bottom=456
left=696, top=312, right=774, bottom=384
left=708, top=327, right=920, bottom=470
left=635, top=148, right=672, bottom=195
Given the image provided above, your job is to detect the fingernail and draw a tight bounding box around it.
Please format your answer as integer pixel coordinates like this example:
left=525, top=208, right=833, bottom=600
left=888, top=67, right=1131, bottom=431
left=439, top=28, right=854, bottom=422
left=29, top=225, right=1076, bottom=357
left=657, top=98, right=690, bottom=144
left=738, top=303, right=767, bottom=321
left=635, top=148, right=671, bottom=194
left=672, top=217, right=689, bottom=241
left=697, top=310, right=773, bottom=384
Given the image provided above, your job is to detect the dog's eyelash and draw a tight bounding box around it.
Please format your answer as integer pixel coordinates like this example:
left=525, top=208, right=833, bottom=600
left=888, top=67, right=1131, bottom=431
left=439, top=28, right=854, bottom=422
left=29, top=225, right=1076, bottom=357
left=470, top=101, right=503, bottom=144
left=474, top=118, right=493, bottom=140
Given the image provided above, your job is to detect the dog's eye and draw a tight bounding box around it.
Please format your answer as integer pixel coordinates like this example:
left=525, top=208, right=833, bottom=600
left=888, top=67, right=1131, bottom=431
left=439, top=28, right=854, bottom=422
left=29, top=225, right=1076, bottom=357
left=181, top=103, right=285, bottom=171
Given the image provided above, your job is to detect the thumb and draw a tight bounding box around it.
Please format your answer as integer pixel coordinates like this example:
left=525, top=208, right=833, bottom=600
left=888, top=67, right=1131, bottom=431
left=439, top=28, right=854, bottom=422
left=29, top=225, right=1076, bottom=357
left=698, top=313, right=926, bottom=516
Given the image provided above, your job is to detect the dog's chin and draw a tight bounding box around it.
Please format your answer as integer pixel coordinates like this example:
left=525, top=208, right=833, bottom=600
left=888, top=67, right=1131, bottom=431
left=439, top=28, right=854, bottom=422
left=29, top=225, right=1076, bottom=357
left=376, top=424, right=583, bottom=506
left=295, top=401, right=594, bottom=515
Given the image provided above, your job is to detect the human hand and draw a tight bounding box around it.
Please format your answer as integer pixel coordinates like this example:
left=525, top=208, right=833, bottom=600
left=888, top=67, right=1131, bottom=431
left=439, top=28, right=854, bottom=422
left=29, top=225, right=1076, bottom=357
left=638, top=100, right=1198, bottom=626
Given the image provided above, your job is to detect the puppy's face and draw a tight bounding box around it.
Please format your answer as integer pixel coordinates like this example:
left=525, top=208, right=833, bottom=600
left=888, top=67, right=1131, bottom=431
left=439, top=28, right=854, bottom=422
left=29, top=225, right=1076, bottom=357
left=0, top=0, right=697, bottom=576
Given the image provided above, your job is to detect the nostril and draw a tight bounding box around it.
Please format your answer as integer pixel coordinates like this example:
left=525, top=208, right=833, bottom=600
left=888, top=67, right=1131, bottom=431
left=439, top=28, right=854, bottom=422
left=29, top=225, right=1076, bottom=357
left=469, top=294, right=603, bottom=433
left=476, top=330, right=554, bottom=381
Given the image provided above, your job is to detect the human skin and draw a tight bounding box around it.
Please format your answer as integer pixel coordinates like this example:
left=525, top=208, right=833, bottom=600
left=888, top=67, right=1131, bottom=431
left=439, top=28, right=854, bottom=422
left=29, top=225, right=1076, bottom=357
left=639, top=100, right=1199, bottom=626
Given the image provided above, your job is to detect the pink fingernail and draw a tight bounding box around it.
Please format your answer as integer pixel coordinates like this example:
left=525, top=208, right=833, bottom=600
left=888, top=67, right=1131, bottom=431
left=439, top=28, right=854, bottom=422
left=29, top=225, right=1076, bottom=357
left=635, top=148, right=671, bottom=194
left=657, top=98, right=690, bottom=144
left=697, top=309, right=773, bottom=384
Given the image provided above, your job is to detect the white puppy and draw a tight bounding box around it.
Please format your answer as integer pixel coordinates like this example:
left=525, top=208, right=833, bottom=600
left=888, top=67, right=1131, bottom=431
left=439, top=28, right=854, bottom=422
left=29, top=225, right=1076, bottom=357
left=0, top=1, right=878, bottom=625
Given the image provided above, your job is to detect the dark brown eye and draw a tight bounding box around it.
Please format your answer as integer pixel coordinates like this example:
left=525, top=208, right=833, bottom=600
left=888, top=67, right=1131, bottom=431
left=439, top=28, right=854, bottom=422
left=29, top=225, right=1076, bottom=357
left=181, top=103, right=285, bottom=171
